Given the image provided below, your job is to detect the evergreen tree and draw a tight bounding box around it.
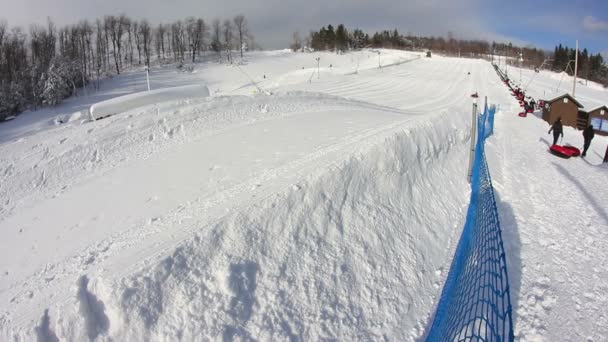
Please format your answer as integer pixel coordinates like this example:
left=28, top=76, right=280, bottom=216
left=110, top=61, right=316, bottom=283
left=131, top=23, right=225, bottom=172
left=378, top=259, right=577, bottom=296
left=325, top=25, right=336, bottom=50
left=335, top=24, right=348, bottom=52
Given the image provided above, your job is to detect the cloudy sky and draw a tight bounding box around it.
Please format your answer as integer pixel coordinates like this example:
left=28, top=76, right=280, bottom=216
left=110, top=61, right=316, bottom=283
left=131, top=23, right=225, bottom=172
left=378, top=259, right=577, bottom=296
left=1, top=0, right=607, bottom=55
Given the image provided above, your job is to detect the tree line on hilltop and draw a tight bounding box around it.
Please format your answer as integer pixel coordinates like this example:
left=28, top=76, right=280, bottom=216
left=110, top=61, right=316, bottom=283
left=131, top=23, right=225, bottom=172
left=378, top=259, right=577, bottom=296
left=551, top=44, right=606, bottom=86
left=0, top=15, right=253, bottom=120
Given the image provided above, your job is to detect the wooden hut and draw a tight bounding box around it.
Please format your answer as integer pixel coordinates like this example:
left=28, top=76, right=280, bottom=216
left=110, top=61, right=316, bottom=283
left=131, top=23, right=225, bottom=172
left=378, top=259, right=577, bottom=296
left=587, top=105, right=608, bottom=136
left=541, top=93, right=584, bottom=128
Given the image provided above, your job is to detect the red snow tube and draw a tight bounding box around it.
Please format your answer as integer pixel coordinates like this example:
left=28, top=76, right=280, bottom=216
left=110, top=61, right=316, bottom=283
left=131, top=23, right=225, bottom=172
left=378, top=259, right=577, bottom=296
left=550, top=145, right=581, bottom=158
left=562, top=145, right=581, bottom=157
left=527, top=108, right=534, bottom=113
left=518, top=112, right=527, bottom=117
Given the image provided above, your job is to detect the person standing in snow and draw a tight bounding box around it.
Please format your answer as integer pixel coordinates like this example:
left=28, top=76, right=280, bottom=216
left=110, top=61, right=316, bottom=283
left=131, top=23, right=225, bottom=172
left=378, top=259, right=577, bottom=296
left=548, top=118, right=563, bottom=146
left=530, top=98, right=536, bottom=110
left=582, top=124, right=595, bottom=157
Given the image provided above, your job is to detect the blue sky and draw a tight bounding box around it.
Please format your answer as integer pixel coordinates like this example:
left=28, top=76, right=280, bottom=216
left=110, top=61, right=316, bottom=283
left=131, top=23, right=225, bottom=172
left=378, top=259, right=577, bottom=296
left=479, top=0, right=608, bottom=55
left=0, top=0, right=606, bottom=56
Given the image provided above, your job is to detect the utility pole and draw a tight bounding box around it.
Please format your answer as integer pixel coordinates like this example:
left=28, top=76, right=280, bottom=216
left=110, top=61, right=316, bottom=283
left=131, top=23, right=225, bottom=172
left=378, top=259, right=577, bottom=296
left=505, top=47, right=509, bottom=78
left=573, top=40, right=579, bottom=97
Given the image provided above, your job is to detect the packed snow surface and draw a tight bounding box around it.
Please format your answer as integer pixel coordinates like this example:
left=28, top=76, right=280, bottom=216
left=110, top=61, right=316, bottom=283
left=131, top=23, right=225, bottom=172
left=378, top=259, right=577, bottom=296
left=1, top=49, right=607, bottom=341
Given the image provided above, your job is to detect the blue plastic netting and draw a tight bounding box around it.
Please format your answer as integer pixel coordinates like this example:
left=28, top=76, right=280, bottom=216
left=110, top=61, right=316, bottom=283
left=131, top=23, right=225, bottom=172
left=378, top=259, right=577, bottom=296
left=427, top=104, right=514, bottom=342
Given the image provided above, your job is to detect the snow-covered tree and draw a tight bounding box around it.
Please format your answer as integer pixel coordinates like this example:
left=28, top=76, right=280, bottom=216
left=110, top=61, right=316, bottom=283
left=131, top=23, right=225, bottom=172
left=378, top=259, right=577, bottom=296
left=41, top=56, right=78, bottom=106
left=233, top=15, right=248, bottom=58
left=211, top=19, right=222, bottom=54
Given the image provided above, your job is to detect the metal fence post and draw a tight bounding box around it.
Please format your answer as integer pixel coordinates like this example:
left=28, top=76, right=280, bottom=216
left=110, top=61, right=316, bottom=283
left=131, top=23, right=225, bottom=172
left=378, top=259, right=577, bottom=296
left=468, top=102, right=478, bottom=183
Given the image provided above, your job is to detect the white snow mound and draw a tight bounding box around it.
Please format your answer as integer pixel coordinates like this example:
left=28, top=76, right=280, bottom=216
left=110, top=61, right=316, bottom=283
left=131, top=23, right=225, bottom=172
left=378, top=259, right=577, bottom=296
left=90, top=84, right=210, bottom=119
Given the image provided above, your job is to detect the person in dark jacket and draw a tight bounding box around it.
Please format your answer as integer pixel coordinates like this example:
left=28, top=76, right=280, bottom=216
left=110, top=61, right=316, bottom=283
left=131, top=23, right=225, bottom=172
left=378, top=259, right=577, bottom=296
left=548, top=118, right=563, bottom=146
left=582, top=124, right=595, bottom=157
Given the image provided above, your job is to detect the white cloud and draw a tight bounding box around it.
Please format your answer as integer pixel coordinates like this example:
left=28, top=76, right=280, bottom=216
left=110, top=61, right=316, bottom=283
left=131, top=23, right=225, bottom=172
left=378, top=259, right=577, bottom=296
left=583, top=16, right=608, bottom=32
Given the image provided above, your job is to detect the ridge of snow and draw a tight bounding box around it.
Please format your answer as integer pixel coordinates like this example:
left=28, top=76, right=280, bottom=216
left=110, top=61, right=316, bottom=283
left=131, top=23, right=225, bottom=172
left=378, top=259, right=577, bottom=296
left=2, top=105, right=473, bottom=341
left=90, top=84, right=211, bottom=120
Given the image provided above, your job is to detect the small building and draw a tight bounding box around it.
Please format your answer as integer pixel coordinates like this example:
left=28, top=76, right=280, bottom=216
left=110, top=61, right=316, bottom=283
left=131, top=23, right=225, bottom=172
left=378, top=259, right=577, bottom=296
left=587, top=105, right=608, bottom=136
left=541, top=93, right=584, bottom=128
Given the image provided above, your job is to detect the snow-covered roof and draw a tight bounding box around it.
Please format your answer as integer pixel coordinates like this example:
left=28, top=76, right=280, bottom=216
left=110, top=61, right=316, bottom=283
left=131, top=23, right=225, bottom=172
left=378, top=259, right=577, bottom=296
left=587, top=105, right=608, bottom=113
left=546, top=93, right=584, bottom=108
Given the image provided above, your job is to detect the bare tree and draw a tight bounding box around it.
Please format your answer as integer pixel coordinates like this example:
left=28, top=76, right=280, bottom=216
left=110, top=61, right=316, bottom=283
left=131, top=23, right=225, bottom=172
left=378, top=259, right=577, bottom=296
left=124, top=17, right=133, bottom=65
left=171, top=20, right=185, bottom=62
left=132, top=21, right=141, bottom=64
left=103, top=16, right=111, bottom=71
left=106, top=16, right=119, bottom=74
left=290, top=31, right=302, bottom=52
left=78, top=20, right=93, bottom=83
left=95, top=18, right=105, bottom=87
left=155, top=24, right=166, bottom=60
left=210, top=19, right=222, bottom=62
left=233, top=15, right=248, bottom=58
left=107, top=14, right=127, bottom=74
left=139, top=20, right=152, bottom=67
left=222, top=19, right=233, bottom=63
left=187, top=18, right=208, bottom=63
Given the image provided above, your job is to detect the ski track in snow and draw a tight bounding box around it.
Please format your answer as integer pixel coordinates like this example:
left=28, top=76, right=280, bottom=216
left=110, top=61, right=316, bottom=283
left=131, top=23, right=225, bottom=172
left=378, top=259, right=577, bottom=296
left=1, top=49, right=607, bottom=341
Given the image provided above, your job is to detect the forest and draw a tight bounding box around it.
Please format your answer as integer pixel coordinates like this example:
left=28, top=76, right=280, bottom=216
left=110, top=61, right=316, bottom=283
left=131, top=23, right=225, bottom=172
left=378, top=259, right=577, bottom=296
left=0, top=15, right=252, bottom=120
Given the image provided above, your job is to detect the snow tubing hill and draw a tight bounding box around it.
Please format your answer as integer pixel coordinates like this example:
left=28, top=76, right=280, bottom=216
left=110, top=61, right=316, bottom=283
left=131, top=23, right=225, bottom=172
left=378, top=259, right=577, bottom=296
left=90, top=84, right=210, bottom=119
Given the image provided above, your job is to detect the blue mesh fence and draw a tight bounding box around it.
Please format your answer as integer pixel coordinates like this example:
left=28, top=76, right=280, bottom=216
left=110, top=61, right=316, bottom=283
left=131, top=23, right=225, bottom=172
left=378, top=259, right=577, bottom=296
left=426, top=104, right=514, bottom=342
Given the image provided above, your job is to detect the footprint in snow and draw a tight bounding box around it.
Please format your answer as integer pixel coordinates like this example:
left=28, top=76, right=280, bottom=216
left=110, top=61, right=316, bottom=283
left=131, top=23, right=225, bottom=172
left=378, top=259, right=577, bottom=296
left=3, top=164, right=14, bottom=176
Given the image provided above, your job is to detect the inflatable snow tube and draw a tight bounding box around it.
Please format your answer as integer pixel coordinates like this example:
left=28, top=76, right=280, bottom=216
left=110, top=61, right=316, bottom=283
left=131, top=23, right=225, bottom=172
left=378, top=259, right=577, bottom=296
left=518, top=112, right=527, bottom=117
left=550, top=145, right=581, bottom=158
left=562, top=145, right=581, bottom=157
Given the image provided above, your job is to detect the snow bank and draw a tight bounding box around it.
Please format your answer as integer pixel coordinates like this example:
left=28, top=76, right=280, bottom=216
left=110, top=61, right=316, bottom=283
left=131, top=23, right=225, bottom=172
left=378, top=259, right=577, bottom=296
left=90, top=84, right=210, bottom=119
left=19, top=109, right=473, bottom=341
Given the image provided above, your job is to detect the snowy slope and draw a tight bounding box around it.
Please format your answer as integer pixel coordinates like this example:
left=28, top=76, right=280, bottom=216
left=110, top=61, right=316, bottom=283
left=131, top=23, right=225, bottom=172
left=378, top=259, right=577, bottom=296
left=485, top=67, right=608, bottom=341
left=1, top=51, right=482, bottom=341
left=1, top=50, right=607, bottom=341
left=506, top=65, right=607, bottom=109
